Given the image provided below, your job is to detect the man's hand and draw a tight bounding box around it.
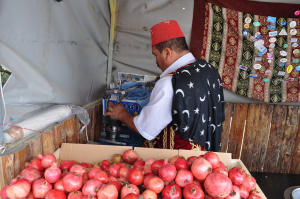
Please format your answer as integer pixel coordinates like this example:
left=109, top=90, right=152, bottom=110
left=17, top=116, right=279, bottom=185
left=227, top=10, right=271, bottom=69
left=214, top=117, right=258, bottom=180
left=104, top=104, right=128, bottom=120
left=104, top=104, right=140, bottom=135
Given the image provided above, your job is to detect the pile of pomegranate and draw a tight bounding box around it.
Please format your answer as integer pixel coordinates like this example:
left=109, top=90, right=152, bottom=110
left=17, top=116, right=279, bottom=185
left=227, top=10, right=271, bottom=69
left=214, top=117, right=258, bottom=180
left=0, top=150, right=263, bottom=199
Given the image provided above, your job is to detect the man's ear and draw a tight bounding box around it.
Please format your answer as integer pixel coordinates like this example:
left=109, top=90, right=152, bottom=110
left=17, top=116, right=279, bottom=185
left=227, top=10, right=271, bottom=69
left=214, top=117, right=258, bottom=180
left=164, top=47, right=172, bottom=61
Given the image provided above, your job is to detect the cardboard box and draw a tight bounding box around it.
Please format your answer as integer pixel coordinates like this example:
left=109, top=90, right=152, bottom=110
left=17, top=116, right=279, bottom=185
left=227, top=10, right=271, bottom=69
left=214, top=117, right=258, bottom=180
left=55, top=143, right=267, bottom=199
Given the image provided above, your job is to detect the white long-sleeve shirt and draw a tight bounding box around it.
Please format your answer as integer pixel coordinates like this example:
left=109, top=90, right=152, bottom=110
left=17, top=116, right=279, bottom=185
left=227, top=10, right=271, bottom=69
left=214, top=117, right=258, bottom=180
left=134, top=53, right=196, bottom=140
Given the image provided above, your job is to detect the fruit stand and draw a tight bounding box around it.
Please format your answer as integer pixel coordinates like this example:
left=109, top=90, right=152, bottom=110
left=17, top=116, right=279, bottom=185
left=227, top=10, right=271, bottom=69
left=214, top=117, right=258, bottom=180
left=1, top=100, right=300, bottom=198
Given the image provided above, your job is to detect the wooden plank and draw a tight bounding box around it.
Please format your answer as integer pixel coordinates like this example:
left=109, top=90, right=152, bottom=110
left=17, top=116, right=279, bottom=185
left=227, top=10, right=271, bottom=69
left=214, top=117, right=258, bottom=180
left=227, top=103, right=248, bottom=159
left=278, top=106, right=299, bottom=173
left=27, top=134, right=43, bottom=160
left=65, top=117, right=78, bottom=143
left=0, top=153, right=14, bottom=186
left=240, top=104, right=261, bottom=170
left=220, top=103, right=233, bottom=152
left=54, top=123, right=64, bottom=150
left=94, top=103, right=102, bottom=142
left=264, top=105, right=287, bottom=173
left=41, top=129, right=56, bottom=155
left=14, top=145, right=29, bottom=178
left=290, top=108, right=300, bottom=174
left=87, top=107, right=95, bottom=142
left=76, top=116, right=86, bottom=144
left=251, top=104, right=274, bottom=172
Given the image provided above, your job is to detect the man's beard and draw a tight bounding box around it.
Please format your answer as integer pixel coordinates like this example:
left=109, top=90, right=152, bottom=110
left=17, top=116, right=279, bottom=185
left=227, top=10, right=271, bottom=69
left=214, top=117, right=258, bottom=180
left=157, top=64, right=160, bottom=68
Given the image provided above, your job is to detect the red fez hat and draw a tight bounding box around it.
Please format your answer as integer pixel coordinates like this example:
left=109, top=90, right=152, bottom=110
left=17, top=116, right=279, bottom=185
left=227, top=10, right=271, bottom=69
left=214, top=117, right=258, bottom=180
left=150, top=20, right=185, bottom=46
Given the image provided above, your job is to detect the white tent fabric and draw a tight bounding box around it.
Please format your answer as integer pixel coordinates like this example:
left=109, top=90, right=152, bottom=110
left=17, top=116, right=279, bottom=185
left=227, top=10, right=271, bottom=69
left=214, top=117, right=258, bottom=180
left=0, top=0, right=110, bottom=123
left=1, top=0, right=300, bottom=125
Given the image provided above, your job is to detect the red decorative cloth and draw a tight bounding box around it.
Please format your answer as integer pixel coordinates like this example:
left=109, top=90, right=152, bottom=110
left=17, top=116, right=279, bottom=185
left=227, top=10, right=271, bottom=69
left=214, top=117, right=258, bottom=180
left=150, top=20, right=185, bottom=46
left=143, top=124, right=205, bottom=151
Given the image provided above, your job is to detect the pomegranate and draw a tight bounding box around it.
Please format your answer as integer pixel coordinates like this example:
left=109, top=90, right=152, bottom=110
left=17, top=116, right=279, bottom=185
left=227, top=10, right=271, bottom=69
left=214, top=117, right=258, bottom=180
left=62, top=172, right=83, bottom=192
left=44, top=163, right=61, bottom=183
left=228, top=167, right=246, bottom=185
left=107, top=181, right=122, bottom=193
left=133, top=158, right=145, bottom=169
left=117, top=177, right=128, bottom=185
left=82, top=173, right=89, bottom=186
left=54, top=179, right=66, bottom=192
left=204, top=173, right=232, bottom=198
left=191, top=157, right=212, bottom=181
left=108, top=164, right=121, bottom=178
left=112, top=154, right=122, bottom=163
left=97, top=184, right=119, bottom=199
left=122, top=149, right=138, bottom=164
left=87, top=167, right=101, bottom=179
left=175, top=169, right=194, bottom=187
left=174, top=157, right=189, bottom=170
left=203, top=152, right=220, bottom=169
left=0, top=185, right=8, bottom=199
left=108, top=176, right=117, bottom=182
left=29, top=158, right=44, bottom=172
left=128, top=168, right=144, bottom=186
left=169, top=155, right=181, bottom=164
left=237, top=184, right=249, bottom=199
left=62, top=171, right=69, bottom=178
left=94, top=170, right=108, bottom=184
left=121, top=184, right=140, bottom=199
left=68, top=190, right=83, bottom=199
left=119, top=166, right=130, bottom=178
left=80, top=163, right=89, bottom=169
left=115, top=162, right=126, bottom=168
left=213, top=167, right=228, bottom=176
left=87, top=163, right=93, bottom=168
left=145, top=158, right=156, bottom=165
left=224, top=185, right=240, bottom=199
left=218, top=161, right=229, bottom=171
left=123, top=193, right=139, bottom=199
left=183, top=184, right=204, bottom=199
left=6, top=178, right=31, bottom=199
left=242, top=174, right=256, bottom=192
left=82, top=179, right=102, bottom=196
left=19, top=167, right=41, bottom=184
left=101, top=159, right=110, bottom=165
left=45, top=189, right=66, bottom=199
left=151, top=159, right=164, bottom=175
left=32, top=178, right=52, bottom=198
left=191, top=179, right=202, bottom=188
left=38, top=153, right=56, bottom=169
left=27, top=191, right=36, bottom=199
left=142, top=190, right=157, bottom=199
left=248, top=192, right=263, bottom=199
left=158, top=158, right=176, bottom=182
left=147, top=176, right=164, bottom=194
left=60, top=160, right=72, bottom=171
left=162, top=184, right=182, bottom=199
left=82, top=195, right=96, bottom=199
left=143, top=174, right=156, bottom=187
left=70, top=164, right=87, bottom=176
left=187, top=156, right=198, bottom=167
left=143, top=164, right=153, bottom=175
left=70, top=160, right=78, bottom=166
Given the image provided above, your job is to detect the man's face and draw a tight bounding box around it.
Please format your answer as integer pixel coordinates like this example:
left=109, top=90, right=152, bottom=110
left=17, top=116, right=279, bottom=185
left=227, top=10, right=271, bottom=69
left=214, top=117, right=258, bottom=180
left=152, top=46, right=167, bottom=71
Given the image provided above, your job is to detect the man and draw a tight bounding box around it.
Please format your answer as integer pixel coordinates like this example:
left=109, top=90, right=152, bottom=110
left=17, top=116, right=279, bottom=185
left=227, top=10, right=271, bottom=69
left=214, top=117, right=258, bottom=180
left=105, top=20, right=224, bottom=151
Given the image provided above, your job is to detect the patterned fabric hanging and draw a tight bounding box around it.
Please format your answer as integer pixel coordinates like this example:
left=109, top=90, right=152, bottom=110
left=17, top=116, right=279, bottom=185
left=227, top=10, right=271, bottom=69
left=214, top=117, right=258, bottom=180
left=190, top=0, right=300, bottom=103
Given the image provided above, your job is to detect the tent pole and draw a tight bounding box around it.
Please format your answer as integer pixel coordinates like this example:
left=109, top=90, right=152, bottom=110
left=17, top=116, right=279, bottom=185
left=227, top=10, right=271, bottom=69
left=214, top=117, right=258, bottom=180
left=0, top=75, right=5, bottom=154
left=106, top=0, right=117, bottom=89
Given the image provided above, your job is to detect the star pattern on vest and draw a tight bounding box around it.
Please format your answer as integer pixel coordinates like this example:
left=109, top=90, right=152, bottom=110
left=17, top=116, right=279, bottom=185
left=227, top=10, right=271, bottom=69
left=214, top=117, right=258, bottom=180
left=188, top=82, right=194, bottom=88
